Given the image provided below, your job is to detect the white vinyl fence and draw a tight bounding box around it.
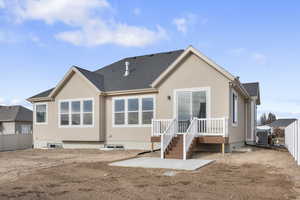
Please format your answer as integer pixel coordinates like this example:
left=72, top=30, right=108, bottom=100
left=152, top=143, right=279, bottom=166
left=0, top=134, right=33, bottom=151
left=285, top=120, right=300, bottom=165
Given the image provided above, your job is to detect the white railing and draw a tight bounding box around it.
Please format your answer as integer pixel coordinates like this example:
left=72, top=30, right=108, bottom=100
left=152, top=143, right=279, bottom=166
left=195, top=117, right=228, bottom=137
left=152, top=119, right=173, bottom=136
left=161, top=118, right=177, bottom=159
left=285, top=120, right=300, bottom=165
left=183, top=118, right=197, bottom=160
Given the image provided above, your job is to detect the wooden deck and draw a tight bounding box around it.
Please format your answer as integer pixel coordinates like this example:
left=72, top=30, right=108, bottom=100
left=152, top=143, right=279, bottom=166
left=151, top=135, right=229, bottom=144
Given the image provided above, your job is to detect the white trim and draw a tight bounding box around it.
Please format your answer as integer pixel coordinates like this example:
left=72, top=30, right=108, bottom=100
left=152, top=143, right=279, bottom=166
left=173, top=87, right=211, bottom=120
left=112, top=95, right=156, bottom=128
left=151, top=46, right=236, bottom=87
left=49, top=67, right=102, bottom=98
left=34, top=103, right=48, bottom=125
left=231, top=89, right=238, bottom=127
left=58, top=98, right=95, bottom=128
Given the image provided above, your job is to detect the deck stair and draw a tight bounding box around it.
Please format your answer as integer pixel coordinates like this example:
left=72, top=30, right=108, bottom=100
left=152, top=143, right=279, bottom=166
left=164, top=135, right=198, bottom=159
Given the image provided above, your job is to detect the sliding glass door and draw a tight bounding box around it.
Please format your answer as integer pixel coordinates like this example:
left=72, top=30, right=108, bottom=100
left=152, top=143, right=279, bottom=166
left=176, top=90, right=207, bottom=133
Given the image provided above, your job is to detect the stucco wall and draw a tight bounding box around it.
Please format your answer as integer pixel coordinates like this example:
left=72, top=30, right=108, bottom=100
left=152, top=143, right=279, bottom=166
left=105, top=94, right=153, bottom=149
left=156, top=53, right=230, bottom=120
left=33, top=72, right=103, bottom=146
left=228, top=87, right=246, bottom=144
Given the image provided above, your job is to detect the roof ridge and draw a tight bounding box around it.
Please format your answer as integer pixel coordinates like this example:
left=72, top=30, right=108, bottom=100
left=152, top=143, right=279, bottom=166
left=94, top=49, right=184, bottom=73
left=243, top=82, right=259, bottom=84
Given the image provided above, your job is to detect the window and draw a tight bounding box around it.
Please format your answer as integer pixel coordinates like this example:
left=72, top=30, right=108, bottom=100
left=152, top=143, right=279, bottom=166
left=59, top=99, right=94, bottom=127
left=71, top=101, right=81, bottom=125
left=113, top=96, right=155, bottom=126
left=114, top=99, right=125, bottom=125
left=142, top=98, right=154, bottom=124
left=35, top=104, right=47, bottom=124
left=128, top=98, right=139, bottom=124
left=232, top=90, right=238, bottom=125
left=83, top=100, right=93, bottom=125
left=60, top=102, right=69, bottom=126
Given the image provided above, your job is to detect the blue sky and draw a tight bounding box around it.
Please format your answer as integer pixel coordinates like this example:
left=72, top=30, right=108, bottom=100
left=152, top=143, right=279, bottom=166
left=0, top=0, right=300, bottom=119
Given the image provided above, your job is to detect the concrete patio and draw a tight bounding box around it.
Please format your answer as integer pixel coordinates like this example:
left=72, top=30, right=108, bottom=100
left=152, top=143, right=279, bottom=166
left=109, top=157, right=214, bottom=171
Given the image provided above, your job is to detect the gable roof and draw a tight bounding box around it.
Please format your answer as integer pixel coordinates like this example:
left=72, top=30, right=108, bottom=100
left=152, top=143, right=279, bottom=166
left=28, top=49, right=183, bottom=101
left=0, top=106, right=33, bottom=122
left=268, top=118, right=297, bottom=128
left=28, top=46, right=259, bottom=102
left=243, top=82, right=259, bottom=97
left=242, top=82, right=260, bottom=105
left=75, top=67, right=105, bottom=91
left=151, top=46, right=236, bottom=87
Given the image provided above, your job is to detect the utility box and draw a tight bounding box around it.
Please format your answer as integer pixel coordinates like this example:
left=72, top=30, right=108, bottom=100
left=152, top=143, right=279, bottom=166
left=257, top=131, right=269, bottom=145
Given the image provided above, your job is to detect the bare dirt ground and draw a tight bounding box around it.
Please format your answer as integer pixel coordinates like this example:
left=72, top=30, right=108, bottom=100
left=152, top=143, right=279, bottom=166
left=0, top=147, right=299, bottom=200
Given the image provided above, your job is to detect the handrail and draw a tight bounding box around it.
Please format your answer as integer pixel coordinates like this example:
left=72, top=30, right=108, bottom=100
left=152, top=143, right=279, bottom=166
left=183, top=118, right=197, bottom=160
left=161, top=118, right=177, bottom=159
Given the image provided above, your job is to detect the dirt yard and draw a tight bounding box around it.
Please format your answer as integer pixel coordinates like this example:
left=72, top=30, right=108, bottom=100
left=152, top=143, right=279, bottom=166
left=0, top=147, right=299, bottom=200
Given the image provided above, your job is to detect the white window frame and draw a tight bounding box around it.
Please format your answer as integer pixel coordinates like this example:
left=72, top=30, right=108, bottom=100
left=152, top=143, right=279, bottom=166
left=112, top=95, right=156, bottom=128
left=173, top=87, right=211, bottom=119
left=232, top=89, right=238, bottom=127
left=58, top=98, right=94, bottom=128
left=34, top=103, right=48, bottom=125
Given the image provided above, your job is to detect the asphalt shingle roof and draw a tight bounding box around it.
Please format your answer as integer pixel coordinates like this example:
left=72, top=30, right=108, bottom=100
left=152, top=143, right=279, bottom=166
left=94, top=49, right=184, bottom=91
left=268, top=119, right=297, bottom=128
left=29, top=49, right=184, bottom=98
left=0, top=106, right=33, bottom=122
left=30, top=88, right=54, bottom=99
left=242, top=82, right=259, bottom=97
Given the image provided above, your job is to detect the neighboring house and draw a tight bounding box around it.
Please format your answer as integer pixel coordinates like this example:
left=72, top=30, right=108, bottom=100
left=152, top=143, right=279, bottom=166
left=268, top=119, right=297, bottom=130
left=27, top=46, right=260, bottom=159
left=268, top=118, right=297, bottom=138
left=0, top=105, right=33, bottom=151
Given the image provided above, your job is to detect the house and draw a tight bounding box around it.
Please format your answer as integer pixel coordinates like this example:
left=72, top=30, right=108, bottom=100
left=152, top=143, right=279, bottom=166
left=0, top=105, right=33, bottom=151
left=268, top=118, right=297, bottom=138
left=27, top=46, right=260, bottom=159
left=268, top=118, right=297, bottom=130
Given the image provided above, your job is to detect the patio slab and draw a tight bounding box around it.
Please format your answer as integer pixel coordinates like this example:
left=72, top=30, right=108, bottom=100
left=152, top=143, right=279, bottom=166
left=109, top=157, right=214, bottom=171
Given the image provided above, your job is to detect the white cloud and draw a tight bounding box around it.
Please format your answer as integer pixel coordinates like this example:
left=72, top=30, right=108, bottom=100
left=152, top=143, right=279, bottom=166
left=55, top=23, right=167, bottom=47
left=0, top=0, right=5, bottom=8
left=6, top=0, right=166, bottom=47
left=133, top=8, right=141, bottom=16
left=173, top=18, right=187, bottom=33
left=252, top=53, right=267, bottom=64
left=10, top=99, right=22, bottom=105
left=173, top=13, right=202, bottom=34
left=0, top=97, right=6, bottom=105
left=226, top=48, right=246, bottom=56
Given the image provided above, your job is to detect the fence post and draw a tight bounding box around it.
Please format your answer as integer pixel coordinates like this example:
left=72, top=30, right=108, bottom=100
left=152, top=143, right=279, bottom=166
left=183, top=134, right=186, bottom=160
left=298, top=120, right=300, bottom=165
left=161, top=135, right=164, bottom=159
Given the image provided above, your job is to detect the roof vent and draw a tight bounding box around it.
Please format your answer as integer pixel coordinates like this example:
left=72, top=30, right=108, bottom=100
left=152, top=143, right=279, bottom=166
left=124, top=61, right=130, bottom=77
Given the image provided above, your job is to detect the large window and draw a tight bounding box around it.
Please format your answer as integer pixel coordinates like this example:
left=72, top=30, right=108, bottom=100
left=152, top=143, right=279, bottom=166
left=142, top=98, right=154, bottom=124
left=113, top=96, right=155, bottom=126
left=59, top=99, right=94, bottom=127
left=35, top=103, right=47, bottom=124
left=232, top=90, right=238, bottom=126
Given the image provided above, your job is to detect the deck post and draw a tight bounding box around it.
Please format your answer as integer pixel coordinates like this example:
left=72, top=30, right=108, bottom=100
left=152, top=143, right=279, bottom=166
left=222, top=143, right=225, bottom=155
left=151, top=142, right=154, bottom=152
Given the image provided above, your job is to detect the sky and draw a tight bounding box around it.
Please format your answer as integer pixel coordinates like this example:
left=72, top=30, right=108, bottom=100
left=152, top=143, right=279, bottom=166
left=0, top=0, right=300, bottom=120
